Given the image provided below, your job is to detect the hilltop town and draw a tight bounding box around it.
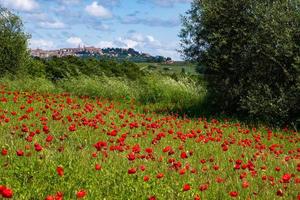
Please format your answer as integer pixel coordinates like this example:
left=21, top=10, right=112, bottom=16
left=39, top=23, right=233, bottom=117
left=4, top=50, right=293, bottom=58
left=30, top=46, right=102, bottom=58
left=30, top=46, right=173, bottom=63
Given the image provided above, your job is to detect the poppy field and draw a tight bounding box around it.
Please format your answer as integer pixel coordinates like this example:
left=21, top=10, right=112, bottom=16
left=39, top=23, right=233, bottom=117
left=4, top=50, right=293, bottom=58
left=0, top=86, right=299, bottom=199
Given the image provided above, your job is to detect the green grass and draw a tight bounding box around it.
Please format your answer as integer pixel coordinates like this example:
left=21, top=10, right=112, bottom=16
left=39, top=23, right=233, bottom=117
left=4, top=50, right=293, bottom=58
left=136, top=62, right=198, bottom=75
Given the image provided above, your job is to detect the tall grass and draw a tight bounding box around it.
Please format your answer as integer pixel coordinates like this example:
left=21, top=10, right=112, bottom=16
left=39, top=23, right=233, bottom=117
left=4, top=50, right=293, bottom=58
left=57, top=75, right=136, bottom=99
left=57, top=74, right=206, bottom=105
left=0, top=74, right=206, bottom=112
left=138, top=75, right=204, bottom=105
left=0, top=76, right=59, bottom=94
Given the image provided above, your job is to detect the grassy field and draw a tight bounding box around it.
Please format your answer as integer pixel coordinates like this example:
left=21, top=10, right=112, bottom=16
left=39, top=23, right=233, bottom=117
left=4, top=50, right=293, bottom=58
left=136, top=62, right=198, bottom=75
left=0, top=84, right=299, bottom=199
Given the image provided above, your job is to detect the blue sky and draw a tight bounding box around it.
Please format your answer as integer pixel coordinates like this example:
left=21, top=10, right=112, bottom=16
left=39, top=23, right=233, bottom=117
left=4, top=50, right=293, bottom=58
left=0, top=0, right=192, bottom=60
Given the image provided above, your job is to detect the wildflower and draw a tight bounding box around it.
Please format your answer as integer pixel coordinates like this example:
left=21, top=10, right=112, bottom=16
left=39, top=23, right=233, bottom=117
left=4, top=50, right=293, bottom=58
left=76, top=190, right=86, bottom=198
left=229, top=191, right=238, bottom=197
left=56, top=166, right=64, bottom=177
left=183, top=184, right=191, bottom=191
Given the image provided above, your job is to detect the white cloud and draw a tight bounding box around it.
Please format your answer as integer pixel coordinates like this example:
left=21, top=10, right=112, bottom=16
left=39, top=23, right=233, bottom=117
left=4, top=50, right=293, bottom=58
left=29, top=39, right=55, bottom=50
left=115, top=38, right=139, bottom=49
left=0, top=0, right=38, bottom=11
left=96, top=41, right=114, bottom=48
left=95, top=32, right=180, bottom=59
left=38, top=20, right=65, bottom=29
left=85, top=1, right=112, bottom=18
left=66, top=37, right=84, bottom=47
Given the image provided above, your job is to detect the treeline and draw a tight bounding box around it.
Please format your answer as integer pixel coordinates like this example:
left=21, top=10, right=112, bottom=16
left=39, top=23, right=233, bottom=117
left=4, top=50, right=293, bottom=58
left=23, top=57, right=144, bottom=81
left=100, top=48, right=172, bottom=63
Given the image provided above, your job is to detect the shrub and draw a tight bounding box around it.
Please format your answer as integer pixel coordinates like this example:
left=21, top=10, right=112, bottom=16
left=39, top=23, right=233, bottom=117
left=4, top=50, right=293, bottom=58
left=22, top=58, right=46, bottom=78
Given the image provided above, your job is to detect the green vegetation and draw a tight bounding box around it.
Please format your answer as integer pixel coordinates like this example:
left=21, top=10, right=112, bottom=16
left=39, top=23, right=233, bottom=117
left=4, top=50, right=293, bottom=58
left=99, top=48, right=171, bottom=63
left=1, top=73, right=205, bottom=115
left=180, top=0, right=300, bottom=127
left=0, top=6, right=29, bottom=77
left=137, top=62, right=198, bottom=75
left=1, top=1, right=299, bottom=130
left=0, top=4, right=299, bottom=200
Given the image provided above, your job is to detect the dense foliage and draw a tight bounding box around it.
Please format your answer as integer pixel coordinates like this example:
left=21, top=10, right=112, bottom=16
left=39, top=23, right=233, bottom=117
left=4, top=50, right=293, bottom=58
left=100, top=48, right=172, bottom=63
left=24, top=56, right=144, bottom=81
left=180, top=0, right=300, bottom=127
left=0, top=6, right=29, bottom=77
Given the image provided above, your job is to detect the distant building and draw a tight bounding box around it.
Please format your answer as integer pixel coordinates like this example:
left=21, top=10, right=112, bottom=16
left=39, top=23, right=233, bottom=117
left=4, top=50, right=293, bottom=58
left=30, top=46, right=103, bottom=58
left=30, top=47, right=171, bottom=63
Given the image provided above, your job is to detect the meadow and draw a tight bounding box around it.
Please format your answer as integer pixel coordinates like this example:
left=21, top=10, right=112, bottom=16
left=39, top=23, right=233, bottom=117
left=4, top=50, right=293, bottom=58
left=1, top=0, right=299, bottom=199
left=0, top=83, right=299, bottom=199
left=136, top=62, right=198, bottom=75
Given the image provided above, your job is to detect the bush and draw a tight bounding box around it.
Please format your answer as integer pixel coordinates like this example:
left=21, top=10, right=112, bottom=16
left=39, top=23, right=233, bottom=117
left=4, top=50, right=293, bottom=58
left=180, top=0, right=300, bottom=126
left=22, top=58, right=46, bottom=78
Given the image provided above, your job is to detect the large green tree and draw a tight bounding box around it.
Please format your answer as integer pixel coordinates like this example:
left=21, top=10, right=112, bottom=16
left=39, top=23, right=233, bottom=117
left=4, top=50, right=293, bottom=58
left=0, top=6, right=29, bottom=76
left=180, top=0, right=300, bottom=126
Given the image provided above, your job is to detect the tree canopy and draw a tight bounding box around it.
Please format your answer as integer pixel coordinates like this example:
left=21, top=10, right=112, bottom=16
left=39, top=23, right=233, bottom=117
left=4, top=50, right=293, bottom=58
left=0, top=6, right=29, bottom=76
left=180, top=0, right=300, bottom=126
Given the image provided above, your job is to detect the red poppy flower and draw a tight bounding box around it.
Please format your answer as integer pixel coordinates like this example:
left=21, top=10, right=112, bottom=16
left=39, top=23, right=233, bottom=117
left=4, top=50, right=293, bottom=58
left=179, top=168, right=186, bottom=175
left=242, top=181, right=249, bottom=188
left=229, top=191, right=238, bottom=197
left=163, top=146, right=172, bottom=153
left=180, top=152, right=188, bottom=159
left=282, top=173, right=292, bottom=183
left=277, top=189, right=284, bottom=196
left=140, top=165, right=146, bottom=171
left=183, top=184, right=191, bottom=191
left=148, top=196, right=156, bottom=200
left=127, top=152, right=135, bottom=161
left=145, top=148, right=153, bottom=154
left=128, top=168, right=137, bottom=174
left=95, top=164, right=101, bottom=171
left=213, top=165, right=219, bottom=170
left=56, top=166, right=64, bottom=177
left=216, top=177, right=224, bottom=183
left=1, top=148, right=8, bottom=156
left=156, top=173, right=164, bottom=179
left=2, top=187, right=13, bottom=198
left=143, top=175, right=150, bottom=182
left=68, top=124, right=76, bottom=132
left=34, top=143, right=43, bottom=152
left=43, top=125, right=49, bottom=133
left=199, top=184, right=208, bottom=191
left=46, top=135, right=54, bottom=142
left=16, top=150, right=24, bottom=156
left=76, top=190, right=86, bottom=199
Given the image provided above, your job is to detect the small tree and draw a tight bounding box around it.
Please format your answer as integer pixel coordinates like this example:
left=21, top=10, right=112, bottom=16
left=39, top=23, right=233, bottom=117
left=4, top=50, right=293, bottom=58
left=0, top=6, right=29, bottom=77
left=180, top=0, right=300, bottom=126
